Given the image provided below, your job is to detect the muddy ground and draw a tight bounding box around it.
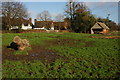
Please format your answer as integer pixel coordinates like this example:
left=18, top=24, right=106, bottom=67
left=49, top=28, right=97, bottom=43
left=2, top=45, right=62, bottom=63
left=89, top=36, right=120, bottom=39
left=2, top=38, right=94, bottom=63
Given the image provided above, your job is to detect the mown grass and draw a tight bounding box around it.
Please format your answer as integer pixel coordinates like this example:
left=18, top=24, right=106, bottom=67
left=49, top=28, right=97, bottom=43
left=2, top=32, right=120, bottom=78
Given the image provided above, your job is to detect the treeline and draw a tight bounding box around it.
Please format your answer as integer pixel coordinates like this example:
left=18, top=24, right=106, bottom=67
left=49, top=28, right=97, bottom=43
left=64, top=0, right=120, bottom=33
left=1, top=0, right=120, bottom=32
left=2, top=2, right=28, bottom=30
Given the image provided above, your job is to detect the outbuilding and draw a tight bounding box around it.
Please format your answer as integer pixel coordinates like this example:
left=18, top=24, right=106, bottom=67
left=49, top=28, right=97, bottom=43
left=91, top=22, right=109, bottom=34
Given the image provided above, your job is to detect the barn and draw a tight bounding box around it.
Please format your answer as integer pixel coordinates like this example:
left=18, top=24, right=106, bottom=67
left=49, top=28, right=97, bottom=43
left=91, top=22, right=109, bottom=34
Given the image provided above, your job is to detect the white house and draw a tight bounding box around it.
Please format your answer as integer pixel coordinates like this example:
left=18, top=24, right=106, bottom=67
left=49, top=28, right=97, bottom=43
left=10, top=26, right=19, bottom=30
left=21, top=23, right=32, bottom=30
left=10, top=18, right=33, bottom=30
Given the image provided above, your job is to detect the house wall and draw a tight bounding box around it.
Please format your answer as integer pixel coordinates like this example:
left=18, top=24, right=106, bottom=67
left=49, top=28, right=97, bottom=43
left=29, top=18, right=32, bottom=23
left=90, top=29, right=94, bottom=34
left=21, top=24, right=32, bottom=30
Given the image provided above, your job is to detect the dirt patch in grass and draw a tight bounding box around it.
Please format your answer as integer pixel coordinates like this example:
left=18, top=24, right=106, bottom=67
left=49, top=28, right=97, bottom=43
left=2, top=45, right=63, bottom=63
left=84, top=41, right=95, bottom=47
left=2, top=38, right=94, bottom=63
left=90, top=36, right=120, bottom=39
left=47, top=38, right=95, bottom=47
left=48, top=36, right=61, bottom=39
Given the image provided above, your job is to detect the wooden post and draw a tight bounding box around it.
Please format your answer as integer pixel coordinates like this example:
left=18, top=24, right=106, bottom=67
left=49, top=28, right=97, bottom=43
left=91, top=29, right=94, bottom=34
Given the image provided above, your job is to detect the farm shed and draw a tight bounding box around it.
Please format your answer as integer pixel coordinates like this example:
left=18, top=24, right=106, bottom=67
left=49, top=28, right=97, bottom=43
left=91, top=22, right=109, bottom=34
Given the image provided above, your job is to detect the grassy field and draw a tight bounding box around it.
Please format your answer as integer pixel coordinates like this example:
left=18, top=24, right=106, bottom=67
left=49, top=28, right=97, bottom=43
left=2, top=32, right=120, bottom=78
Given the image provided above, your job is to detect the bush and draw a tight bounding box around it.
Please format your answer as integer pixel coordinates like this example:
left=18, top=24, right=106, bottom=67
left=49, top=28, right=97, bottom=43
left=12, top=29, right=24, bottom=33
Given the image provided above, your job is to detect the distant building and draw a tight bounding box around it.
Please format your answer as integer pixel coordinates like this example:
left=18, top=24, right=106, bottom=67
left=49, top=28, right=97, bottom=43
left=2, top=17, right=70, bottom=31
left=10, top=18, right=33, bottom=30
left=34, top=19, right=53, bottom=30
left=21, top=23, right=32, bottom=30
left=34, top=19, right=70, bottom=30
left=91, top=22, right=109, bottom=34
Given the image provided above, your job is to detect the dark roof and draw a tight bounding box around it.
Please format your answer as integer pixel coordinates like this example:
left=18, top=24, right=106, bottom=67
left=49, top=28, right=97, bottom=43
left=2, top=17, right=32, bottom=26
left=35, top=20, right=66, bottom=28
left=22, top=19, right=32, bottom=26
left=35, top=21, right=53, bottom=28
left=53, top=22, right=64, bottom=27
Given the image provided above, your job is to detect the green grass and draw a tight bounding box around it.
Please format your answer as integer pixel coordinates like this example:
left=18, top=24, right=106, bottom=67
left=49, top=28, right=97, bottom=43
left=12, top=50, right=28, bottom=55
left=2, top=33, right=56, bottom=46
left=2, top=32, right=120, bottom=78
left=11, top=47, right=32, bottom=55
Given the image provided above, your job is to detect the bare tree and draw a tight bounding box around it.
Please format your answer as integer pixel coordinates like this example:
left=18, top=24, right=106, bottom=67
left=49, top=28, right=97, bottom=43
left=65, top=0, right=77, bottom=20
left=65, top=0, right=96, bottom=32
left=65, top=0, right=87, bottom=20
left=64, top=0, right=79, bottom=31
left=54, top=13, right=64, bottom=22
left=37, top=10, right=52, bottom=21
left=2, top=2, right=28, bottom=30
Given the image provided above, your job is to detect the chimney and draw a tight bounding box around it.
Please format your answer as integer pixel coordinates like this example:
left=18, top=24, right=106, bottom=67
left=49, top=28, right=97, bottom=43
left=34, top=19, right=37, bottom=25
left=29, top=18, right=32, bottom=23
